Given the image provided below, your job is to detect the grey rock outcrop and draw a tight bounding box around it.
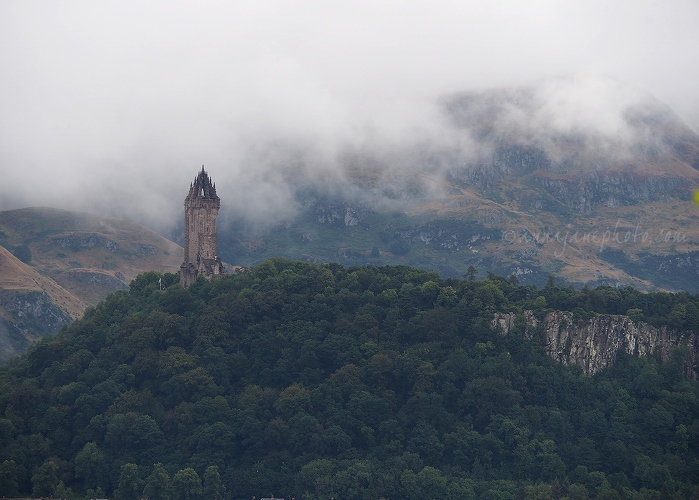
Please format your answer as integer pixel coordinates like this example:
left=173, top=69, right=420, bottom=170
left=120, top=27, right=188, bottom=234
left=0, top=291, right=73, bottom=362
left=313, top=202, right=371, bottom=226
left=52, top=233, right=119, bottom=251
left=492, top=310, right=698, bottom=377
left=6, top=291, right=72, bottom=334
left=532, top=172, right=682, bottom=214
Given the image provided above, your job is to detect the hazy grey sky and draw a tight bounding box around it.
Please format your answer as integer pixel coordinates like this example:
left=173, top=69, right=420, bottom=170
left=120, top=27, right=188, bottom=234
left=1, top=0, right=698, bottom=230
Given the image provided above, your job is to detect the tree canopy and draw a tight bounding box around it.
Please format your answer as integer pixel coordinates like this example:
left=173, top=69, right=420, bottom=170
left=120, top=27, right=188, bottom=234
left=0, top=259, right=698, bottom=499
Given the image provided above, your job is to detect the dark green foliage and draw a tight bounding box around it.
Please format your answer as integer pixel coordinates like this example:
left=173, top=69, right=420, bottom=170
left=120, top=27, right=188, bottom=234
left=172, top=468, right=203, bottom=500
left=115, top=463, right=143, bottom=500
left=203, top=465, right=225, bottom=500
left=143, top=463, right=171, bottom=500
left=31, top=460, right=58, bottom=497
left=1, top=260, right=698, bottom=499
left=0, top=460, right=20, bottom=497
left=74, top=441, right=109, bottom=491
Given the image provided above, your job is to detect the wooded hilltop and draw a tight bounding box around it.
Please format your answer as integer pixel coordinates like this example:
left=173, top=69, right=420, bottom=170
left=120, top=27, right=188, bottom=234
left=1, top=259, right=698, bottom=499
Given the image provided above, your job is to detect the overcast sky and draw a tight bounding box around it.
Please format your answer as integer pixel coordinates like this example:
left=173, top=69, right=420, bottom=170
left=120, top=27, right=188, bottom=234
left=1, top=0, right=698, bottom=231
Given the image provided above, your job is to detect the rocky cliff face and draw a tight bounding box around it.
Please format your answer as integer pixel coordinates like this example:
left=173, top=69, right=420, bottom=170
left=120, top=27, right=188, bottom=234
left=532, top=172, right=685, bottom=214
left=492, top=310, right=698, bottom=377
left=0, top=291, right=73, bottom=362
left=313, top=202, right=371, bottom=226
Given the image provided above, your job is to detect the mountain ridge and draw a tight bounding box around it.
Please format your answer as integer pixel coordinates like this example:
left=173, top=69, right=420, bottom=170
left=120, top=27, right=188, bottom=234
left=214, top=80, right=699, bottom=293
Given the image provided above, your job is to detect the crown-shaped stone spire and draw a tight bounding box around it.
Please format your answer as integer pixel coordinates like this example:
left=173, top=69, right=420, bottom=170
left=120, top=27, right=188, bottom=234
left=188, top=165, right=219, bottom=201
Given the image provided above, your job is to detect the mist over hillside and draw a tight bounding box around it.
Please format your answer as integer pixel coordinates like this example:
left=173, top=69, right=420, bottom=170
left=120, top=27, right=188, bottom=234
left=195, top=78, right=691, bottom=229
left=2, top=76, right=698, bottom=294
left=3, top=0, right=699, bottom=233
left=163, top=78, right=699, bottom=292
left=3, top=0, right=699, bottom=290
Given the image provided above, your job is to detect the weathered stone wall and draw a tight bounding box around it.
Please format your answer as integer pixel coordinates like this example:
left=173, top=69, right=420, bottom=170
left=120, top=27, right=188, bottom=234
left=184, top=197, right=220, bottom=263
left=492, top=310, right=698, bottom=377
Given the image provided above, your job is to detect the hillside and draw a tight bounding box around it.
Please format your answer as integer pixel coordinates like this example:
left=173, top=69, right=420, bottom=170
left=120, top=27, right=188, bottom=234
left=0, top=244, right=86, bottom=316
left=0, top=245, right=81, bottom=361
left=212, top=79, right=699, bottom=293
left=1, top=260, right=698, bottom=499
left=0, top=207, right=183, bottom=360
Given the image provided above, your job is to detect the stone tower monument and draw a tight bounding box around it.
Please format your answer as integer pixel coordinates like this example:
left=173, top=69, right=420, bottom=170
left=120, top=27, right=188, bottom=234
left=180, top=166, right=225, bottom=287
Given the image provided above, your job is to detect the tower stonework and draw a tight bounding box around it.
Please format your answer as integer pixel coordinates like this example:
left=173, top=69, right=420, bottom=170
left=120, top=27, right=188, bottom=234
left=180, top=166, right=224, bottom=287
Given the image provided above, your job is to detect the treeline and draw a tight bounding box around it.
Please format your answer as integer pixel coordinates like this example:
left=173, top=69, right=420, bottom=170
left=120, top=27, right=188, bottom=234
left=0, top=259, right=698, bottom=499
left=534, top=274, right=699, bottom=331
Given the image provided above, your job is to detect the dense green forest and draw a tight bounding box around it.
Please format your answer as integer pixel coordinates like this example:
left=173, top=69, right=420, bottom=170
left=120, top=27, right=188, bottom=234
left=1, top=259, right=699, bottom=500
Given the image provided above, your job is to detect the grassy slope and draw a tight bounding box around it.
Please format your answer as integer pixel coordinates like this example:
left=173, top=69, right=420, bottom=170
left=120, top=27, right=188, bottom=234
left=0, top=245, right=85, bottom=318
left=0, top=207, right=183, bottom=307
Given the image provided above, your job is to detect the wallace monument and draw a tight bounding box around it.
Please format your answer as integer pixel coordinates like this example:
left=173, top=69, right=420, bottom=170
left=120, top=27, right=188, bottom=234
left=179, top=166, right=225, bottom=287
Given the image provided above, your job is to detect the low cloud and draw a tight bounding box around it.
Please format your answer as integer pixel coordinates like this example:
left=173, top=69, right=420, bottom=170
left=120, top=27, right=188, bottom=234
left=1, top=1, right=698, bottom=232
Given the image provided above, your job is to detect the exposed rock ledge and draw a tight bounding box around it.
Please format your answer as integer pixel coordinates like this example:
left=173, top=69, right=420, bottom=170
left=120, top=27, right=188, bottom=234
left=491, top=311, right=698, bottom=377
